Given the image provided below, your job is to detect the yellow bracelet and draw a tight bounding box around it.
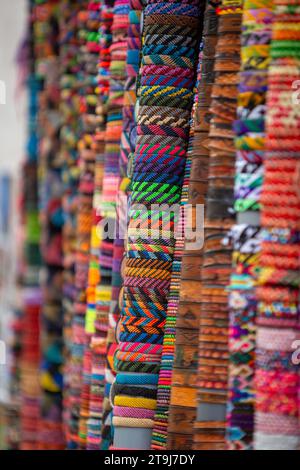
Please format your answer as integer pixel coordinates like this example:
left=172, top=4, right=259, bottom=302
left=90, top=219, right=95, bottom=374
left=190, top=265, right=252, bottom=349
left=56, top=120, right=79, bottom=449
left=114, top=395, right=157, bottom=410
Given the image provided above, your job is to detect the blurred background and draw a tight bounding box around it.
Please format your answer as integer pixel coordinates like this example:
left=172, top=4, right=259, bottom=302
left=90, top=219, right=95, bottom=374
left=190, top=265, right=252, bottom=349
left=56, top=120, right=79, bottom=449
left=0, top=0, right=27, bottom=446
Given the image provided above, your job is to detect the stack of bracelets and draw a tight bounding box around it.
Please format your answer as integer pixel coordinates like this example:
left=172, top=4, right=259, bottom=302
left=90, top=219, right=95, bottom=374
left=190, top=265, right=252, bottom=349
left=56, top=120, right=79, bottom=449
left=86, top=0, right=114, bottom=450
left=76, top=0, right=102, bottom=449
left=20, top=9, right=43, bottom=446
left=59, top=0, right=83, bottom=448
left=60, top=0, right=89, bottom=448
left=190, top=0, right=220, bottom=450
left=151, top=19, right=204, bottom=449
left=100, top=0, right=130, bottom=447
left=115, top=0, right=143, bottom=364
left=33, top=0, right=65, bottom=449
left=194, top=0, right=242, bottom=450
left=109, top=0, right=142, bottom=448
left=83, top=0, right=105, bottom=451
left=112, top=0, right=203, bottom=450
left=226, top=0, right=273, bottom=450
left=254, top=0, right=300, bottom=450
left=99, top=0, right=143, bottom=449
left=70, top=0, right=96, bottom=448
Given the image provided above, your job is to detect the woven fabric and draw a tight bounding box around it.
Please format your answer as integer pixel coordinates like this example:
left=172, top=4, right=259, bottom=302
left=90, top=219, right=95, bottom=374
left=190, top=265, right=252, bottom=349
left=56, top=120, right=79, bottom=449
left=112, top=0, right=203, bottom=451
left=193, top=0, right=242, bottom=451
left=254, top=0, right=300, bottom=450
left=226, top=0, right=273, bottom=450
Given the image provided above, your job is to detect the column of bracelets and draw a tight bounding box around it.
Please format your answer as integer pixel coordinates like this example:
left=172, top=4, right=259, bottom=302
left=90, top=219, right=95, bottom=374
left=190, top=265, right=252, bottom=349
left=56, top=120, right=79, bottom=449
left=84, top=0, right=108, bottom=450
left=33, top=0, right=65, bottom=449
left=59, top=0, right=82, bottom=448
left=98, top=0, right=129, bottom=447
left=194, top=0, right=242, bottom=450
left=64, top=0, right=89, bottom=447
left=76, top=2, right=101, bottom=448
left=112, top=0, right=203, bottom=450
left=20, top=8, right=43, bottom=446
left=151, top=4, right=205, bottom=449
left=226, top=0, right=273, bottom=450
left=254, top=0, right=300, bottom=450
left=72, top=2, right=99, bottom=448
left=86, top=0, right=114, bottom=450
left=189, top=0, right=220, bottom=451
left=102, top=0, right=142, bottom=448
